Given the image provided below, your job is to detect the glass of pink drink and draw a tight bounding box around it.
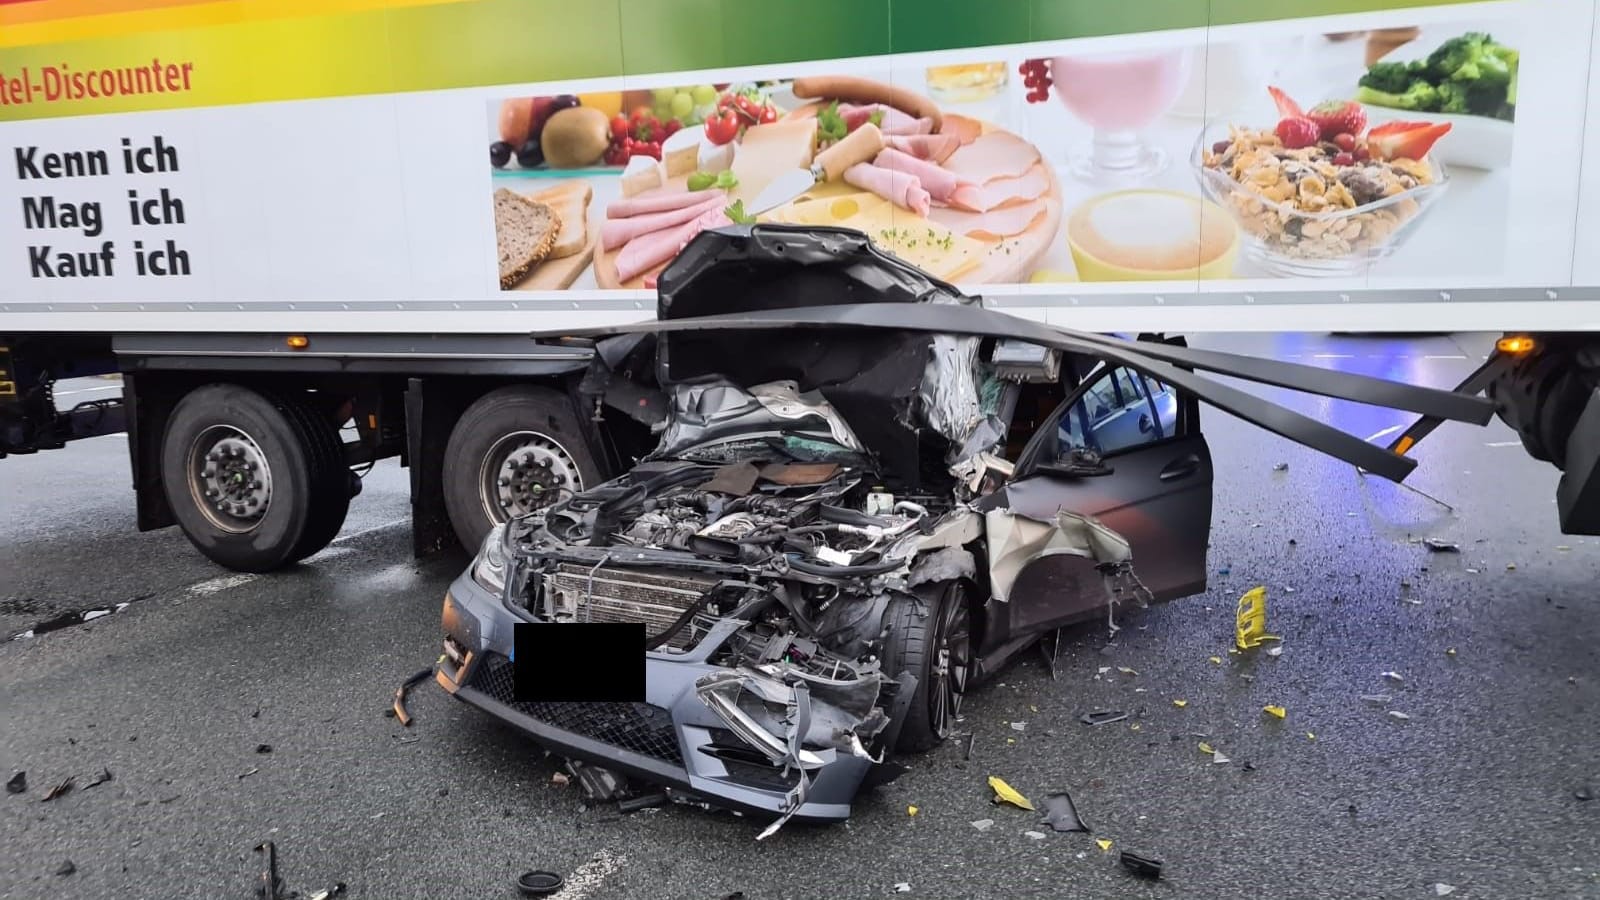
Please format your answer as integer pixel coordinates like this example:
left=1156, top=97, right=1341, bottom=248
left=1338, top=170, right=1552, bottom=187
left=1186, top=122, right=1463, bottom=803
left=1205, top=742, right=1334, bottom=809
left=1050, top=48, right=1194, bottom=180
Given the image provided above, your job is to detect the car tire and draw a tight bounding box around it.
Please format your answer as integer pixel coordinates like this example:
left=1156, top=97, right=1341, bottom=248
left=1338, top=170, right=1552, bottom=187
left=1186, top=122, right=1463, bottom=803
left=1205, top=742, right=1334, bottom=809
left=442, top=385, right=600, bottom=554
left=882, top=580, right=973, bottom=753
left=161, top=384, right=351, bottom=572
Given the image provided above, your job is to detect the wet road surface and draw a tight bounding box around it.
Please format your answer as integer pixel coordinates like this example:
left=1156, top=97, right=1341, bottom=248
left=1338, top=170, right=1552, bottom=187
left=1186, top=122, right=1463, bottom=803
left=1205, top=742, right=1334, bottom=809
left=1, top=334, right=1596, bottom=899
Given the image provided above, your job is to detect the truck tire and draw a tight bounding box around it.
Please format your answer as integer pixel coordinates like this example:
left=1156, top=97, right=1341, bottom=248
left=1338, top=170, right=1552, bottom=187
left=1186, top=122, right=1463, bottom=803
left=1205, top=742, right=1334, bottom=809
left=1488, top=349, right=1591, bottom=468
left=882, top=581, right=972, bottom=753
left=161, top=384, right=351, bottom=572
left=442, top=385, right=599, bottom=554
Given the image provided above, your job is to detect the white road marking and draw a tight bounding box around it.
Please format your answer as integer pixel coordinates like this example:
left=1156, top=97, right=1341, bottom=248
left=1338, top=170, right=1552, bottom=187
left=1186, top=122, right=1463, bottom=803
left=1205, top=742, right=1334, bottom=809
left=546, top=849, right=626, bottom=900
left=187, top=573, right=258, bottom=596
left=1424, top=354, right=1467, bottom=360
left=1364, top=424, right=1405, bottom=443
left=1486, top=440, right=1522, bottom=447
left=331, top=518, right=407, bottom=545
left=1313, top=353, right=1354, bottom=359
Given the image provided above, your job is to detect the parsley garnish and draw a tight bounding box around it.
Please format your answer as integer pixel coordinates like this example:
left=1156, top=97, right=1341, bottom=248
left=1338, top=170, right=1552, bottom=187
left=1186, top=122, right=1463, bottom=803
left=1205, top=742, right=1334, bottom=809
left=817, top=100, right=848, bottom=146
left=725, top=199, right=756, bottom=225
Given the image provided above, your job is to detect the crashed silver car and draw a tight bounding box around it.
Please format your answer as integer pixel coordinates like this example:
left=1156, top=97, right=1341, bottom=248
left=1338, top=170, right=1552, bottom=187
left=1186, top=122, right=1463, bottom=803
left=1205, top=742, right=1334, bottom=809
left=434, top=226, right=1492, bottom=834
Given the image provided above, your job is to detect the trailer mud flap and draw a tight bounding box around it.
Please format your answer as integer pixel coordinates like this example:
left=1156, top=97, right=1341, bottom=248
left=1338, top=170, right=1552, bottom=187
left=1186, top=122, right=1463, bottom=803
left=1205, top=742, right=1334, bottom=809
left=1557, top=388, right=1600, bottom=535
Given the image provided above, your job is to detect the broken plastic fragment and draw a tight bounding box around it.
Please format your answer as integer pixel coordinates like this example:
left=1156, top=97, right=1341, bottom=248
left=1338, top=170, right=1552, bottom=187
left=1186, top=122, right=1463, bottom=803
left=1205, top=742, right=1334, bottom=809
left=1117, top=667, right=1138, bottom=676
left=1381, top=671, right=1404, bottom=683
left=1209, top=656, right=1223, bottom=665
left=988, top=776, right=1034, bottom=811
left=907, top=805, right=919, bottom=817
left=1120, top=850, right=1164, bottom=879
left=1198, top=742, right=1216, bottom=756
left=1172, top=699, right=1188, bottom=708
left=1212, top=752, right=1232, bottom=764
left=1235, top=587, right=1281, bottom=650
left=1263, top=705, right=1287, bottom=719
left=1009, top=722, right=1027, bottom=732
left=1273, top=462, right=1289, bottom=472
left=893, top=883, right=911, bottom=893
left=1266, top=646, right=1283, bottom=657
left=1360, top=694, right=1392, bottom=704
left=4, top=772, right=23, bottom=794
left=1306, top=732, right=1316, bottom=741
left=1506, top=563, right=1517, bottom=570
left=1434, top=884, right=1456, bottom=896
left=1446, top=648, right=1457, bottom=656
left=970, top=819, right=994, bottom=831
left=1079, top=710, right=1128, bottom=726
left=1024, top=830, right=1047, bottom=840
left=1388, top=711, right=1412, bottom=721
left=1040, top=791, right=1089, bottom=833
left=1424, top=539, right=1460, bottom=553
left=1096, top=839, right=1114, bottom=852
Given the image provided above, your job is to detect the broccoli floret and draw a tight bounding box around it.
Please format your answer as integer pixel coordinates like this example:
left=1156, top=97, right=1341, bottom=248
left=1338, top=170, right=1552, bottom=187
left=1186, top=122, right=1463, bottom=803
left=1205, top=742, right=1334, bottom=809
left=1356, top=79, right=1440, bottom=112
left=1491, top=44, right=1519, bottom=106
left=1426, top=32, right=1492, bottom=78
left=1360, top=61, right=1418, bottom=94
left=1435, top=81, right=1472, bottom=114
left=1427, top=31, right=1515, bottom=91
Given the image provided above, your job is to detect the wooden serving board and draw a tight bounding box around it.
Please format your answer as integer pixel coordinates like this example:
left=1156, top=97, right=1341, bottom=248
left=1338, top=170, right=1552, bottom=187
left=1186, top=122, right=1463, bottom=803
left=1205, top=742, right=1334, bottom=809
left=593, top=171, right=702, bottom=290
left=591, top=108, right=1064, bottom=289
left=513, top=238, right=596, bottom=292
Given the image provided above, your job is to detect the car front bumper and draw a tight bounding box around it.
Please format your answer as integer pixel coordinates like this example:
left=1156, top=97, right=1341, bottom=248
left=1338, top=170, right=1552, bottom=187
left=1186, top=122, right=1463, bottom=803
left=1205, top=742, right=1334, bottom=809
left=435, top=569, right=875, bottom=823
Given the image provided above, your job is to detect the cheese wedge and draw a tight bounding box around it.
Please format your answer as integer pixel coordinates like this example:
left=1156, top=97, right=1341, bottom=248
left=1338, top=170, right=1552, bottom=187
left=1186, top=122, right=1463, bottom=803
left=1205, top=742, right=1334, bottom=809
left=776, top=192, right=984, bottom=282
left=730, top=117, right=817, bottom=204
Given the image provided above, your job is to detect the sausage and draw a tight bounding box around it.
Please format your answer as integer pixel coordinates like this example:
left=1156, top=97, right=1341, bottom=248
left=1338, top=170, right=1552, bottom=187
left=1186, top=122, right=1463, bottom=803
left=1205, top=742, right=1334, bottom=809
left=792, top=76, right=943, bottom=133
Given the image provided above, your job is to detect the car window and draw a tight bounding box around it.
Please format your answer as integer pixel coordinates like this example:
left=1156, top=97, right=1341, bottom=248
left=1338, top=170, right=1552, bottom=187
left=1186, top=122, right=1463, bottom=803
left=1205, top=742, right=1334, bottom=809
left=1054, top=366, right=1171, bottom=459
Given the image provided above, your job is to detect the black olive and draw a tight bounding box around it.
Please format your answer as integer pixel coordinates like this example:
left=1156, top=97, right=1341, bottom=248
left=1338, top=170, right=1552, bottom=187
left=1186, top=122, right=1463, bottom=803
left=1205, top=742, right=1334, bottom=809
left=489, top=141, right=512, bottom=168
left=550, top=94, right=580, bottom=112
left=516, top=138, right=544, bottom=169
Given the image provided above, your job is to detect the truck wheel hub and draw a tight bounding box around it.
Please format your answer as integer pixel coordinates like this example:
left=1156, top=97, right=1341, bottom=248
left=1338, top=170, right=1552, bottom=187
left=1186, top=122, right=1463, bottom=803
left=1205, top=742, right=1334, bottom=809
left=190, top=426, right=273, bottom=532
left=485, top=432, right=580, bottom=521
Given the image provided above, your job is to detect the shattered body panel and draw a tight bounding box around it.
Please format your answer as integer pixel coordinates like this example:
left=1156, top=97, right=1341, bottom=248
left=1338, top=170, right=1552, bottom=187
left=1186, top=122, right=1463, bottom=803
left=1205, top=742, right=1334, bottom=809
left=440, top=225, right=1494, bottom=831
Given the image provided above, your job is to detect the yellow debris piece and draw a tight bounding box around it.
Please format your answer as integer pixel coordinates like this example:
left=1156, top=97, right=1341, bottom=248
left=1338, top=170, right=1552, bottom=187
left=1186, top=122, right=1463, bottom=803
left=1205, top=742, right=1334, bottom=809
left=988, top=776, right=1035, bottom=811
left=908, top=805, right=919, bottom=817
left=1096, top=839, right=1114, bottom=852
left=1306, top=732, right=1317, bottom=741
left=1173, top=699, right=1189, bottom=708
left=1198, top=742, right=1216, bottom=755
left=1209, top=656, right=1223, bottom=665
left=1130, top=723, right=1142, bottom=732
left=1263, top=705, right=1287, bottom=719
left=1235, top=586, right=1282, bottom=650
left=1118, top=667, right=1139, bottom=676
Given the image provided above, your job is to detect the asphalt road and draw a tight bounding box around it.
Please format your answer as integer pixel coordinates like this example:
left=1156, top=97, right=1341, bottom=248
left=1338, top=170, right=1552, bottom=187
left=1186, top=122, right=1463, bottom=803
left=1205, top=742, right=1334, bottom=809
left=1, top=334, right=1597, bottom=900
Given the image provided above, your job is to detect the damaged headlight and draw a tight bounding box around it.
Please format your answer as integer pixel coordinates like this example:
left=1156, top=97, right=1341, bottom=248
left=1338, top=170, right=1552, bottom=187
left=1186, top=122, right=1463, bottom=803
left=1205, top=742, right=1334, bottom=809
left=471, top=524, right=509, bottom=593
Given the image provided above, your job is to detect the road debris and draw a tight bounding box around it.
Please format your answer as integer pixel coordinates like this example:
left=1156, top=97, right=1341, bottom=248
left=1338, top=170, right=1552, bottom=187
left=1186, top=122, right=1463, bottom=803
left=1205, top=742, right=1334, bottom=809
left=5, top=771, right=24, bottom=794
left=42, top=775, right=74, bottom=802
left=1079, top=710, right=1128, bottom=726
left=970, top=818, right=994, bottom=831
left=390, top=667, right=433, bottom=727
left=1096, top=839, right=1114, bottom=852
left=551, top=772, right=570, bottom=786
left=306, top=884, right=348, bottom=900
left=1388, top=711, right=1412, bottom=721
left=1198, top=742, right=1216, bottom=756
left=1360, top=694, right=1392, bottom=704
left=1306, top=732, right=1317, bottom=741
left=515, top=870, right=565, bottom=896
left=1381, top=671, right=1405, bottom=683
left=256, top=744, right=273, bottom=754
left=254, top=841, right=282, bottom=900
left=1433, top=883, right=1457, bottom=896
left=907, top=805, right=919, bottom=817
left=988, top=776, right=1034, bottom=811
left=1172, top=700, right=1188, bottom=708
left=1024, top=830, right=1047, bottom=839
left=1209, top=656, right=1223, bottom=665
left=1263, top=705, right=1287, bottom=719
left=569, top=760, right=630, bottom=804
left=85, top=767, right=113, bottom=789
left=54, top=859, right=75, bottom=877
left=1266, top=646, right=1284, bottom=657
left=1273, top=462, right=1289, bottom=471
left=1446, top=648, right=1457, bottom=657
left=893, top=883, right=911, bottom=893
left=1009, top=722, right=1027, bottom=732
left=619, top=793, right=668, bottom=814
left=239, top=768, right=260, bottom=780
left=1039, top=791, right=1089, bottom=833
left=1235, top=587, right=1281, bottom=650
left=964, top=733, right=976, bottom=761
left=1506, top=563, right=1517, bottom=571
left=1576, top=784, right=1594, bottom=802
left=1423, top=539, right=1460, bottom=553
left=1120, top=850, right=1163, bottom=879
left=1117, top=666, right=1138, bottom=676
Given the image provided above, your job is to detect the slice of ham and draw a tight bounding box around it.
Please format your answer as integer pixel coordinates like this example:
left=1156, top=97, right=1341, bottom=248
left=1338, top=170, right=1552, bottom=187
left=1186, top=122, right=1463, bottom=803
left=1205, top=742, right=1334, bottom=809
left=928, top=200, right=1047, bottom=239
left=948, top=164, right=1049, bottom=213
left=600, top=193, right=725, bottom=252
left=615, top=208, right=731, bottom=284
left=843, top=162, right=931, bottom=216
left=944, top=132, right=1041, bottom=183
left=940, top=114, right=984, bottom=146
left=606, top=189, right=723, bottom=219
left=841, top=104, right=934, bottom=136
left=874, top=147, right=963, bottom=202
left=887, top=133, right=961, bottom=164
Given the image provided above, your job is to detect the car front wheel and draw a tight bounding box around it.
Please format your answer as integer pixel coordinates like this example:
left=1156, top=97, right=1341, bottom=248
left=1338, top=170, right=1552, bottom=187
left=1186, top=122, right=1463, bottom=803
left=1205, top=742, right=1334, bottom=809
left=883, top=580, right=972, bottom=753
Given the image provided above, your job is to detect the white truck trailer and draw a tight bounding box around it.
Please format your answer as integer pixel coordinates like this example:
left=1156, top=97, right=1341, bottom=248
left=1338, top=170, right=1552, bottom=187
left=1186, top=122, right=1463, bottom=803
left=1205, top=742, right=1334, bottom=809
left=2, top=0, right=1597, bottom=570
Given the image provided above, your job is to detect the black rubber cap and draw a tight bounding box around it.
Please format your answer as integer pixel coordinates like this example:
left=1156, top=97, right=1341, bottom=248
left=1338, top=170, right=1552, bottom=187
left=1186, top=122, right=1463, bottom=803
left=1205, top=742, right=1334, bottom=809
left=516, top=871, right=565, bottom=896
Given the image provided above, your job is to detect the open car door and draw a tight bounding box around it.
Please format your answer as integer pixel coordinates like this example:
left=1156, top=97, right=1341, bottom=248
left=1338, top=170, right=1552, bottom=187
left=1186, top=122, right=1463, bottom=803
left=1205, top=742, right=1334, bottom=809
left=985, top=363, right=1214, bottom=638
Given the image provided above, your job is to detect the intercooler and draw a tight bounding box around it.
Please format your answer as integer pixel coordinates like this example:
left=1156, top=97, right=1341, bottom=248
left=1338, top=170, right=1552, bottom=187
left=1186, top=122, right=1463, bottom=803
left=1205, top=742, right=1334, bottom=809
left=539, top=562, right=720, bottom=650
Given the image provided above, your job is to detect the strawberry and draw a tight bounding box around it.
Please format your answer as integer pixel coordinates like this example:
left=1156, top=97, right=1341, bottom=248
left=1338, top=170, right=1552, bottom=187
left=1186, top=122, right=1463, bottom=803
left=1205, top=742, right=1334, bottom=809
left=1307, top=100, right=1367, bottom=141
left=1275, top=116, right=1320, bottom=150
left=1366, top=120, right=1452, bottom=161
left=1268, top=86, right=1303, bottom=119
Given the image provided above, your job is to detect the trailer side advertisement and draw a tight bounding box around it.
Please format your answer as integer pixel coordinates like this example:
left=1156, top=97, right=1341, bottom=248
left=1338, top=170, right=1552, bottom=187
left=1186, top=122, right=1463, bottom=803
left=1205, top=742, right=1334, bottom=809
left=3, top=0, right=1600, bottom=327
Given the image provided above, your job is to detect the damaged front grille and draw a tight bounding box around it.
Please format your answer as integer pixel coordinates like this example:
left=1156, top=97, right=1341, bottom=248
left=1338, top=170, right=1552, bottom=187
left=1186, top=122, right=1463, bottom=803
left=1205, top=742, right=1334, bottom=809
left=540, top=563, right=720, bottom=650
left=469, top=654, right=684, bottom=764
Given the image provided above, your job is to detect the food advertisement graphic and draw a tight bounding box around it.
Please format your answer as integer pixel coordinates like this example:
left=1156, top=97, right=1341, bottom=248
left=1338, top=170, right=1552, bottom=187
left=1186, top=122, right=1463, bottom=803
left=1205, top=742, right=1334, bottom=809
left=489, top=20, right=1523, bottom=292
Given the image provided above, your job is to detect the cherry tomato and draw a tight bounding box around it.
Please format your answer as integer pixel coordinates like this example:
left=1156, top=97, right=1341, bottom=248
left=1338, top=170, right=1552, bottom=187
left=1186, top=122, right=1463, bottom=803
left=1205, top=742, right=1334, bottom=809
left=611, top=115, right=630, bottom=142
left=629, top=105, right=652, bottom=124
left=705, top=109, right=740, bottom=145
left=663, top=119, right=683, bottom=138
left=758, top=105, right=778, bottom=124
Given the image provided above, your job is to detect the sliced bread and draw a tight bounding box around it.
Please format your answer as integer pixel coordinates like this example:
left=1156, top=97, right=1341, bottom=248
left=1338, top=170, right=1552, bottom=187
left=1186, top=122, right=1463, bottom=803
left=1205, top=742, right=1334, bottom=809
left=529, top=180, right=593, bottom=260
left=494, top=188, right=560, bottom=289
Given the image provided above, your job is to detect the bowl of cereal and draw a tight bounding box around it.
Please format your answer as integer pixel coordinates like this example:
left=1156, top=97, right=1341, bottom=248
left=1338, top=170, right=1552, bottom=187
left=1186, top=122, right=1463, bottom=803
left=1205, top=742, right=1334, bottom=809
left=1191, top=122, right=1450, bottom=277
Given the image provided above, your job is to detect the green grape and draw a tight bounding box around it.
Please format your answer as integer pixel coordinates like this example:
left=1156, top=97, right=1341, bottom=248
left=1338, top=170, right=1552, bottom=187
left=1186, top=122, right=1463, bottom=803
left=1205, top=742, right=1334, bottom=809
left=690, top=84, right=717, bottom=106
left=651, top=87, right=676, bottom=105
left=669, top=92, right=694, bottom=119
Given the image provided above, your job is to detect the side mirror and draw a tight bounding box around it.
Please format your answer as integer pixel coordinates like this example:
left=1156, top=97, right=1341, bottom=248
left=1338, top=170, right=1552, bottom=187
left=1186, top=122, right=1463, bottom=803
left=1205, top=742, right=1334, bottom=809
left=1138, top=413, right=1153, bottom=434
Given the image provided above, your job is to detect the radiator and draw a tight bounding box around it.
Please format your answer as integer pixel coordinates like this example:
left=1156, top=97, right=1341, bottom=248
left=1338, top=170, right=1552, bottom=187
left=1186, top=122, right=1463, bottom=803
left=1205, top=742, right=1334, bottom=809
left=540, top=562, right=719, bottom=650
